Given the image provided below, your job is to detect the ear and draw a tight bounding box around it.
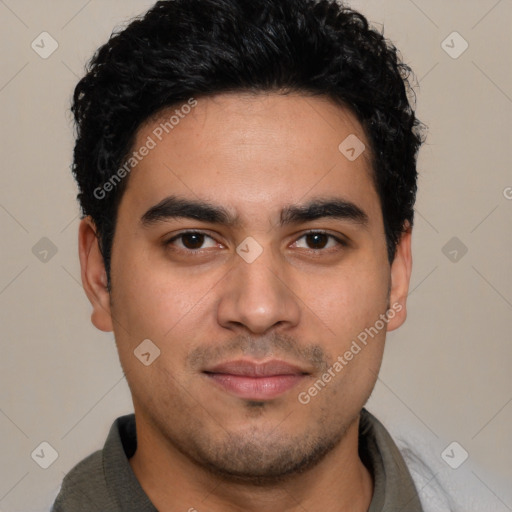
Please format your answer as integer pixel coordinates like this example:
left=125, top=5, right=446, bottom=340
left=78, top=217, right=113, bottom=332
left=386, top=222, right=413, bottom=332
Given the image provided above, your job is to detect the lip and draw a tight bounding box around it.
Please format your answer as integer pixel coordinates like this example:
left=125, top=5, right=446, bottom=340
left=203, top=359, right=309, bottom=400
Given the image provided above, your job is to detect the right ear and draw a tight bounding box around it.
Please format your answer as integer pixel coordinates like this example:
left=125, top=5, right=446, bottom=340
left=78, top=217, right=114, bottom=332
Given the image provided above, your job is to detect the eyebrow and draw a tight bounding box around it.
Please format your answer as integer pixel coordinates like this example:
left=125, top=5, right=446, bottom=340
left=140, top=195, right=369, bottom=228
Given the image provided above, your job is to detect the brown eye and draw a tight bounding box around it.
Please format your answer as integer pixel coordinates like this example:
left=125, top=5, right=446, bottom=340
left=293, top=231, right=345, bottom=251
left=165, top=231, right=218, bottom=251
left=181, top=233, right=205, bottom=249
left=305, top=233, right=330, bottom=249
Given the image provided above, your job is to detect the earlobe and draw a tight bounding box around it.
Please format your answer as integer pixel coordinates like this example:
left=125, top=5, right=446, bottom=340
left=386, top=223, right=413, bottom=332
left=78, top=217, right=114, bottom=332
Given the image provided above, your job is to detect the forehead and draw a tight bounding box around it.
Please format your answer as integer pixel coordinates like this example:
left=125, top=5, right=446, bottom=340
left=120, top=92, right=381, bottom=226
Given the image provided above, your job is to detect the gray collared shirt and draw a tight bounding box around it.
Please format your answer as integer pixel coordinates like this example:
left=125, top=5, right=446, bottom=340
left=52, top=408, right=424, bottom=511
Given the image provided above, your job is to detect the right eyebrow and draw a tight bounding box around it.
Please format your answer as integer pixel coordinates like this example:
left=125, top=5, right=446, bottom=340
left=140, top=196, right=242, bottom=228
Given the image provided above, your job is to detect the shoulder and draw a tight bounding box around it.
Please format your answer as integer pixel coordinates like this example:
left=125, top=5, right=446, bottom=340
left=51, top=449, right=115, bottom=511
left=389, top=420, right=505, bottom=512
left=51, top=414, right=136, bottom=511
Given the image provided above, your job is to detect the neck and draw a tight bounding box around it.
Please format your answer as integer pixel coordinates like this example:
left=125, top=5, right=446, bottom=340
left=129, top=413, right=373, bottom=512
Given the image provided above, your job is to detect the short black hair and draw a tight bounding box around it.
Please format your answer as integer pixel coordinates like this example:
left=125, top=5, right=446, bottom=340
left=71, top=0, right=425, bottom=289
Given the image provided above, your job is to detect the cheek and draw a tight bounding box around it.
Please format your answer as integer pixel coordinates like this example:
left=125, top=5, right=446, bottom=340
left=110, top=245, right=224, bottom=350
left=109, top=256, right=197, bottom=397
left=302, top=258, right=390, bottom=339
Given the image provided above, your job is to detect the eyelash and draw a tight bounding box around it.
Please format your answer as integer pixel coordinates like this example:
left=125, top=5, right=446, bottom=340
left=164, top=230, right=348, bottom=255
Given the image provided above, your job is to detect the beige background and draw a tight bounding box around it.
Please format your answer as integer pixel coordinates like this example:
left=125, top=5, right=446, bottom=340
left=0, top=1, right=511, bottom=511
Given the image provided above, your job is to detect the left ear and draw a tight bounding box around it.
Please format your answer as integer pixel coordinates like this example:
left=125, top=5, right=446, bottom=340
left=386, top=222, right=413, bottom=332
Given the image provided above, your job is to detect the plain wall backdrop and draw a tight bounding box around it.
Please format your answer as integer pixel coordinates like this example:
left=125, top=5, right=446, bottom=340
left=0, top=1, right=511, bottom=511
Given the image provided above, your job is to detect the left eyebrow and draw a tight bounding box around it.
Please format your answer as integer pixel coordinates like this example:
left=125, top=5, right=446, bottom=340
left=280, top=197, right=369, bottom=228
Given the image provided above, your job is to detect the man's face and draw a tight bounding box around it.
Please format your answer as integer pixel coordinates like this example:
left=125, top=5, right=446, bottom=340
left=81, top=92, right=411, bottom=480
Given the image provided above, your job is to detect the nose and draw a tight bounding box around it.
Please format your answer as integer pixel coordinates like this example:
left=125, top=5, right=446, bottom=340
left=217, top=246, right=301, bottom=335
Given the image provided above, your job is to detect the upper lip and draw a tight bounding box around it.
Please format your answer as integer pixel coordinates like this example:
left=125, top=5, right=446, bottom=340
left=204, top=359, right=309, bottom=377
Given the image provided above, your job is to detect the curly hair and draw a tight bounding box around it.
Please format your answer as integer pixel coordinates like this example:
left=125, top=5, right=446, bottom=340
left=71, top=0, right=425, bottom=287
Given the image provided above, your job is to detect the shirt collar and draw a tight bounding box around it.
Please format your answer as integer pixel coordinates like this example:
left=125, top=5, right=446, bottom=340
left=103, top=409, right=424, bottom=511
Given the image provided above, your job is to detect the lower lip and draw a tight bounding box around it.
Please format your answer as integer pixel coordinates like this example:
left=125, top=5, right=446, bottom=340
left=205, top=373, right=305, bottom=400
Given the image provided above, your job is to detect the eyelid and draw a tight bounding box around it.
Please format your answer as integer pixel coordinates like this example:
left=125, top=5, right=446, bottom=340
left=292, top=230, right=348, bottom=249
left=165, top=230, right=220, bottom=248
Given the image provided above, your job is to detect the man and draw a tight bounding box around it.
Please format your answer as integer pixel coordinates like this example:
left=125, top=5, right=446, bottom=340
left=53, top=0, right=428, bottom=510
